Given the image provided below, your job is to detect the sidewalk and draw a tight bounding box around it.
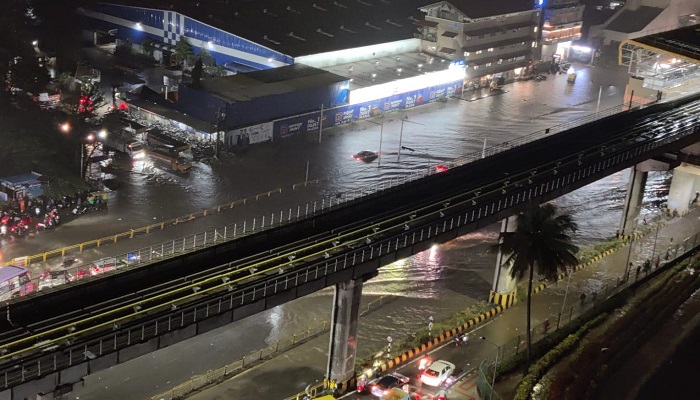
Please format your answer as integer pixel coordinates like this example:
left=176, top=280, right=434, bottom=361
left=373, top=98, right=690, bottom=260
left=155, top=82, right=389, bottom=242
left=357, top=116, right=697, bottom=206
left=179, top=209, right=700, bottom=400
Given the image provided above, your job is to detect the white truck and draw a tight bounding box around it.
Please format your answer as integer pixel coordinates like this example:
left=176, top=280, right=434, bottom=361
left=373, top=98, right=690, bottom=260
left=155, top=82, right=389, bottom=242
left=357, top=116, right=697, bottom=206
left=101, top=133, right=146, bottom=159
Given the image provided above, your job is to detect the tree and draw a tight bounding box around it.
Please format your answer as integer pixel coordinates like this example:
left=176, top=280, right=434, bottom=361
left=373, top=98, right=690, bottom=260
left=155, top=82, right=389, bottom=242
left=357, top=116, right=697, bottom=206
left=495, top=203, right=578, bottom=372
left=174, top=37, right=194, bottom=67
left=198, top=47, right=215, bottom=68
left=191, top=57, right=203, bottom=88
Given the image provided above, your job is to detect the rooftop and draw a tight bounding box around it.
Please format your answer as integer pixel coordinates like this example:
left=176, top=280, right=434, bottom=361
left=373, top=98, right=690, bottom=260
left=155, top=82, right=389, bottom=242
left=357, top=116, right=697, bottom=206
left=421, top=0, right=535, bottom=19
left=605, top=6, right=664, bottom=34
left=101, top=0, right=433, bottom=57
left=321, top=51, right=451, bottom=90
left=632, top=24, right=700, bottom=63
left=200, top=64, right=349, bottom=103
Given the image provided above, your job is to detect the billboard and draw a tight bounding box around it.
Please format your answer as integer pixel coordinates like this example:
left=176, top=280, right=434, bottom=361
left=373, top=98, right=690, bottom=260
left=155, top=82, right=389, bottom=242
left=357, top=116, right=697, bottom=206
left=272, top=79, right=463, bottom=140
left=228, top=122, right=273, bottom=144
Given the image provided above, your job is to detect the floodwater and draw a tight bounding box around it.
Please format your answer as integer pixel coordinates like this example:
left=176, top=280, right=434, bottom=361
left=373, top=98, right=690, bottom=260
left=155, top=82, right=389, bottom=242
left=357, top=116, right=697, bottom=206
left=7, top=63, right=680, bottom=399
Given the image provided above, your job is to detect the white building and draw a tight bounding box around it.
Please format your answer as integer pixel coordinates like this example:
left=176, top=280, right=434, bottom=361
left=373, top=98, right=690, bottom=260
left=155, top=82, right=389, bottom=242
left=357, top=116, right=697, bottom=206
left=416, top=0, right=540, bottom=85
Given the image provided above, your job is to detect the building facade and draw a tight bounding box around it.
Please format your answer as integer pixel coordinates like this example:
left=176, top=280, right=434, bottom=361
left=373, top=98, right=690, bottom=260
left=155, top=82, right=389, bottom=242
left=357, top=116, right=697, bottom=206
left=540, top=0, right=585, bottom=62
left=416, top=1, right=539, bottom=86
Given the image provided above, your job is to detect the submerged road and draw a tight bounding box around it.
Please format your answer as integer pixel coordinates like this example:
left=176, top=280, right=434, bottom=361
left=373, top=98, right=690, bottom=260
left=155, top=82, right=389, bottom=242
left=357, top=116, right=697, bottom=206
left=1, top=92, right=700, bottom=397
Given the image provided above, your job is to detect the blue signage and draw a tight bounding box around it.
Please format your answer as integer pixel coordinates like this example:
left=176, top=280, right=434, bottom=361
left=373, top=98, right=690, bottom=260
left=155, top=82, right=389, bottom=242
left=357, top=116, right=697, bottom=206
left=272, top=80, right=463, bottom=140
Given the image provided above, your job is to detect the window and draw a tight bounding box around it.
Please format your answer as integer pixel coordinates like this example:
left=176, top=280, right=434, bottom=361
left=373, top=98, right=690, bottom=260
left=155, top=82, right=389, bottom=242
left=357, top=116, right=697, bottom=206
left=475, top=50, right=483, bottom=54
left=521, top=42, right=526, bottom=46
left=497, top=59, right=503, bottom=64
left=465, top=35, right=472, bottom=40
left=531, top=41, right=537, bottom=47
left=464, top=51, right=470, bottom=56
left=474, top=65, right=480, bottom=70
left=512, top=28, right=518, bottom=33
left=485, top=62, right=492, bottom=67
left=534, top=26, right=538, bottom=33
left=487, top=48, right=494, bottom=52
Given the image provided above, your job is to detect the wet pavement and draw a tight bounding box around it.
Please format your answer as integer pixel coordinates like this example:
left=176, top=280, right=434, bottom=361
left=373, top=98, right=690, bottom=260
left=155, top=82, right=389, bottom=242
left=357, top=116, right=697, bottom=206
left=181, top=209, right=700, bottom=400
left=2, top=59, right=690, bottom=400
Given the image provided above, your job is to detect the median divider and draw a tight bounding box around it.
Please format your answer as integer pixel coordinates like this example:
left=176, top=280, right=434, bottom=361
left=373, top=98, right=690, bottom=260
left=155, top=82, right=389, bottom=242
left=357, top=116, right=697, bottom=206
left=1, top=187, right=283, bottom=268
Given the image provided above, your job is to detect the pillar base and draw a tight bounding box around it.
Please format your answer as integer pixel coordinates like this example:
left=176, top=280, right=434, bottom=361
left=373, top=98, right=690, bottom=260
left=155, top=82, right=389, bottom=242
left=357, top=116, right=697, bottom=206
left=489, top=289, right=517, bottom=308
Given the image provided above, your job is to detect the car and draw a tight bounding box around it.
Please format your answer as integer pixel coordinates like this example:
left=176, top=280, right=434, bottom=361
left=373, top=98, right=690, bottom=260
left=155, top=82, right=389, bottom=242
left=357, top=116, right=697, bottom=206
left=420, top=360, right=456, bottom=387
left=353, top=150, right=379, bottom=162
left=369, top=373, right=410, bottom=397
left=38, top=269, right=74, bottom=291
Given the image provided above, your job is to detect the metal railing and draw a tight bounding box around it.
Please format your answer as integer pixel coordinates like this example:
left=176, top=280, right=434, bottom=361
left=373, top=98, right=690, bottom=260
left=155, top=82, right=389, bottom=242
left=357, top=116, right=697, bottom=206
left=148, top=295, right=395, bottom=400
left=4, top=99, right=651, bottom=301
left=5, top=115, right=697, bottom=388
left=476, top=232, right=700, bottom=400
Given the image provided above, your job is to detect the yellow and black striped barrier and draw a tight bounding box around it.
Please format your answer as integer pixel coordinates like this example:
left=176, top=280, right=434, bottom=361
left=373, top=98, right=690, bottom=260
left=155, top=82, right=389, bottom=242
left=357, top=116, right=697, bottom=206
left=489, top=289, right=518, bottom=308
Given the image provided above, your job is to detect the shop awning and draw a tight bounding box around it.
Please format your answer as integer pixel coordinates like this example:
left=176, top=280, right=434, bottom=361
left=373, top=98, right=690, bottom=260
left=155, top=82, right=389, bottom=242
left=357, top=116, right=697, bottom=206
left=439, top=47, right=457, bottom=55
left=441, top=31, right=459, bottom=38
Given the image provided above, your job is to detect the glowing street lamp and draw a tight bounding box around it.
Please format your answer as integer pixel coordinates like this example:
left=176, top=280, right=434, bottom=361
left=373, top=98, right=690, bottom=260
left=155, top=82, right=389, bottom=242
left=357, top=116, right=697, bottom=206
left=98, top=129, right=108, bottom=140
left=60, top=122, right=71, bottom=133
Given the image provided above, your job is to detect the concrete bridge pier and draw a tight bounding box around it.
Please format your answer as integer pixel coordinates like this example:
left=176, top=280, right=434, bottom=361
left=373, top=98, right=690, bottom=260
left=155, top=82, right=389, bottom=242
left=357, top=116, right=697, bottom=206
left=668, top=164, right=700, bottom=215
left=326, top=277, right=364, bottom=385
left=489, top=215, right=518, bottom=307
left=620, top=166, right=648, bottom=237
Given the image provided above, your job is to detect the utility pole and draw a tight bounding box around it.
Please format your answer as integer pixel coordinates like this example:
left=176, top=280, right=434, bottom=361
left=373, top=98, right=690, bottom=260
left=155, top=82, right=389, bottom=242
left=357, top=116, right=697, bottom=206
left=215, top=108, right=226, bottom=159
left=318, top=104, right=324, bottom=144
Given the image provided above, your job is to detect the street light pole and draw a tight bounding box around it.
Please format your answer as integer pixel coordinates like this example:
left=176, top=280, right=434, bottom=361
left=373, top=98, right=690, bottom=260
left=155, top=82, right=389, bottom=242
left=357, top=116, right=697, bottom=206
left=596, top=86, right=603, bottom=113
left=557, top=267, right=573, bottom=329
left=480, top=336, right=500, bottom=400
left=397, top=117, right=424, bottom=162
left=365, top=119, right=384, bottom=167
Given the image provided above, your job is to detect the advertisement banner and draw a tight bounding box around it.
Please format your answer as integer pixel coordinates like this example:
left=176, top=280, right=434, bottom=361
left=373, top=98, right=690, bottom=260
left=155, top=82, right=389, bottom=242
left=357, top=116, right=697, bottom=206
left=270, top=79, right=463, bottom=141
left=231, top=122, right=273, bottom=144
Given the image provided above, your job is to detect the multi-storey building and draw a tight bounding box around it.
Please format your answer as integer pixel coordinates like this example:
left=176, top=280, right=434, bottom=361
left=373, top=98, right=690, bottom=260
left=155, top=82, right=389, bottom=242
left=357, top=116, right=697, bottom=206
left=416, top=0, right=540, bottom=85
left=539, top=0, right=586, bottom=62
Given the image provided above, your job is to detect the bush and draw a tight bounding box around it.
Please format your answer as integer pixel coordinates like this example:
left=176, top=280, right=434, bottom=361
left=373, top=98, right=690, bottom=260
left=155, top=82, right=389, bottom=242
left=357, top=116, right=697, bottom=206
left=513, top=315, right=606, bottom=400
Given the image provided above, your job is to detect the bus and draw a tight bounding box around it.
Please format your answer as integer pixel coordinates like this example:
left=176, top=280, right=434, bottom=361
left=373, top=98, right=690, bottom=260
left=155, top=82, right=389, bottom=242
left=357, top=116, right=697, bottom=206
left=0, top=265, right=34, bottom=301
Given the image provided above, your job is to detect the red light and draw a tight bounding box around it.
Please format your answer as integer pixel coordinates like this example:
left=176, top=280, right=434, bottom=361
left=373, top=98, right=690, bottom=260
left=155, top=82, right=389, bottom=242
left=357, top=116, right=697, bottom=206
left=435, top=164, right=448, bottom=173
left=118, top=103, right=128, bottom=110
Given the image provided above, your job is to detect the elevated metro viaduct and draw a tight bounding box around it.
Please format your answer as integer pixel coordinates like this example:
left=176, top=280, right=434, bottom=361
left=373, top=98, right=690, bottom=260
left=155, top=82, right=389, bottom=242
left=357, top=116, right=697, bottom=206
left=618, top=25, right=700, bottom=236
left=2, top=95, right=700, bottom=399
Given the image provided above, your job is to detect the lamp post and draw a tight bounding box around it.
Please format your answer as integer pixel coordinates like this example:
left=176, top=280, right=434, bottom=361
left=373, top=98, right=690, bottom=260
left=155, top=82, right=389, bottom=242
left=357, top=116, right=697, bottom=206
left=480, top=336, right=500, bottom=400
left=557, top=266, right=573, bottom=329
left=215, top=108, right=226, bottom=159
left=651, top=214, right=662, bottom=261
left=398, top=116, right=425, bottom=161
left=365, top=119, right=384, bottom=167
left=82, top=133, right=96, bottom=180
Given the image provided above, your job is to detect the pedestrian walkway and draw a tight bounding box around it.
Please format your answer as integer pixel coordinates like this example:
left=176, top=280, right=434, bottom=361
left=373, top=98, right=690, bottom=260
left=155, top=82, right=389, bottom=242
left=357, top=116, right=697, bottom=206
left=178, top=209, right=700, bottom=400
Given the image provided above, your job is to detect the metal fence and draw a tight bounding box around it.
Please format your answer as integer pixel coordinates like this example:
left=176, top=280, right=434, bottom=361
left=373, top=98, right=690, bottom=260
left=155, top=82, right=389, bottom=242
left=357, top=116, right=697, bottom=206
left=4, top=109, right=698, bottom=387
left=6, top=100, right=651, bottom=300
left=476, top=232, right=700, bottom=400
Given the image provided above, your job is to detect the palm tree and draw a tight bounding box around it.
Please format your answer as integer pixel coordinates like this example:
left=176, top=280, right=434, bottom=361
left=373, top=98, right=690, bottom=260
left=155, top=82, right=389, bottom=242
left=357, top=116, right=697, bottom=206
left=496, top=203, right=578, bottom=372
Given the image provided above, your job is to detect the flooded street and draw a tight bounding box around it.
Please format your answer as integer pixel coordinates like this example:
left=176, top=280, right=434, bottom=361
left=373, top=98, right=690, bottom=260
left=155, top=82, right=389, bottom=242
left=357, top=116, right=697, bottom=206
left=6, top=63, right=677, bottom=399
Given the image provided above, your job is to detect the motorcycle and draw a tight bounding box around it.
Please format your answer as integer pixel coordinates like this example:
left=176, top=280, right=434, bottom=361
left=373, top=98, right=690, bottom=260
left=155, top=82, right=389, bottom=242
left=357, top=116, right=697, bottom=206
left=72, top=204, right=88, bottom=215
left=454, top=333, right=468, bottom=346
left=36, top=214, right=55, bottom=231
